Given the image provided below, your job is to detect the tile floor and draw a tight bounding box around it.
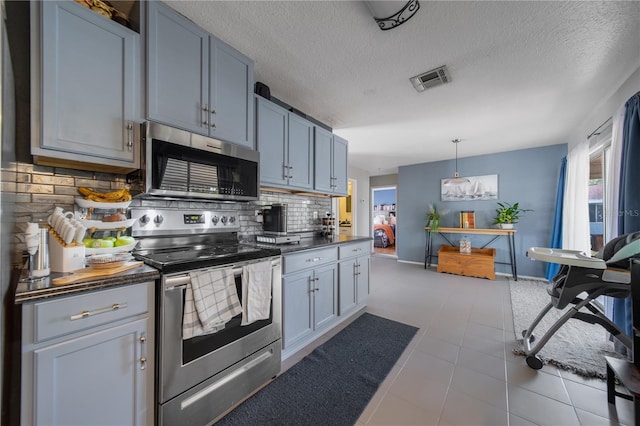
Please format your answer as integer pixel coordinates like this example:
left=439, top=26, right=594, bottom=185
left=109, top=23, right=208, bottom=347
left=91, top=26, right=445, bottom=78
left=283, top=256, right=635, bottom=426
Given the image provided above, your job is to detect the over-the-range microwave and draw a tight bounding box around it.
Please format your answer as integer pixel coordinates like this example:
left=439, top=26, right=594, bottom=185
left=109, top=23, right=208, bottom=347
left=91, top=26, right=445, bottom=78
left=128, top=122, right=259, bottom=202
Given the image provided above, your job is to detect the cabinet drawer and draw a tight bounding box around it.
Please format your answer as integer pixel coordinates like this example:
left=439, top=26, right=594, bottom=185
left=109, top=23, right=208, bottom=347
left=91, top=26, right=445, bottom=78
left=28, top=283, right=152, bottom=343
left=283, top=247, right=337, bottom=274
left=338, top=241, right=372, bottom=260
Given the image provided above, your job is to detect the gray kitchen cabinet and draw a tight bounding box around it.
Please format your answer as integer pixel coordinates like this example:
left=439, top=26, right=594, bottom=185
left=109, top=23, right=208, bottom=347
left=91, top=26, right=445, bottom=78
left=338, top=241, right=371, bottom=315
left=256, top=96, right=313, bottom=190
left=31, top=0, right=140, bottom=173
left=314, top=127, right=348, bottom=195
left=332, top=135, right=349, bottom=195
left=21, top=282, right=154, bottom=426
left=282, top=247, right=338, bottom=353
left=147, top=1, right=254, bottom=148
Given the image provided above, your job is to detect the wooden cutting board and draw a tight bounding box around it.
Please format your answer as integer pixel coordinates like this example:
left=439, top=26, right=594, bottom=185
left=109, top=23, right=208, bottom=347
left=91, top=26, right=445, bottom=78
left=52, top=261, right=144, bottom=286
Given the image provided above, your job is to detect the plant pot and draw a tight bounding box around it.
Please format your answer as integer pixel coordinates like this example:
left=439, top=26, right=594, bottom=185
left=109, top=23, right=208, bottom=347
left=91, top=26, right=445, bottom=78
left=429, top=219, right=440, bottom=230
left=499, top=223, right=514, bottom=229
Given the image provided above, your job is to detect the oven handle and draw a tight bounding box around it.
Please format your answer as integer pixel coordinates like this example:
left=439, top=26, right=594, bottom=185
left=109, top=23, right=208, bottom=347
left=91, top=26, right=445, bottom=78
left=164, top=257, right=281, bottom=291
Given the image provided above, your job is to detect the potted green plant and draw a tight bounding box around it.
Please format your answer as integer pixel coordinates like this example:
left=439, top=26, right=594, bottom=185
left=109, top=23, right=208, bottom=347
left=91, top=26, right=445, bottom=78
left=493, top=202, right=532, bottom=229
left=427, top=203, right=447, bottom=230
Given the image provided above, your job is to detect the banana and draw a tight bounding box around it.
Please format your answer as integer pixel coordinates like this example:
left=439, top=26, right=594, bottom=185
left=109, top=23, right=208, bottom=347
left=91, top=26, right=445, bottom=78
left=78, top=187, right=132, bottom=202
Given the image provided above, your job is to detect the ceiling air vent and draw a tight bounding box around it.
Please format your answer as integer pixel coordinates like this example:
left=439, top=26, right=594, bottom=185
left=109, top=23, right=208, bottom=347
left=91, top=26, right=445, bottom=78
left=410, top=65, right=451, bottom=92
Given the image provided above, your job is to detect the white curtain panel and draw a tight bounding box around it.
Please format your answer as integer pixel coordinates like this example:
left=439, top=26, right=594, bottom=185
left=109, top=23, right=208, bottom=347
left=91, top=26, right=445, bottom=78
left=562, top=140, right=591, bottom=252
left=604, top=104, right=626, bottom=242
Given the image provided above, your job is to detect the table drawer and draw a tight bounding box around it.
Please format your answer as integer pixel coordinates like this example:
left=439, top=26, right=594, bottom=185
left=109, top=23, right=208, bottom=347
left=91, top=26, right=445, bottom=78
left=338, top=241, right=372, bottom=260
left=283, top=247, right=337, bottom=274
left=29, top=282, right=152, bottom=343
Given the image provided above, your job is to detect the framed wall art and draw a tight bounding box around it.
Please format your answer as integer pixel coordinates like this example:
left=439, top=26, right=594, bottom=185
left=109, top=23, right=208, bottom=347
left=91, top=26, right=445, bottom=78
left=441, top=174, right=498, bottom=202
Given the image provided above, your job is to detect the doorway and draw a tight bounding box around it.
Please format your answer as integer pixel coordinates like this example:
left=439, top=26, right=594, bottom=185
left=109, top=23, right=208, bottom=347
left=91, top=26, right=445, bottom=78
left=336, top=180, right=355, bottom=237
left=372, top=186, right=396, bottom=257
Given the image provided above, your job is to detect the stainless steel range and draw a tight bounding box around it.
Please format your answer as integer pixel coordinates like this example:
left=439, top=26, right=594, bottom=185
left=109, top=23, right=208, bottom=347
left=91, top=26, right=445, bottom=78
left=131, top=208, right=282, bottom=425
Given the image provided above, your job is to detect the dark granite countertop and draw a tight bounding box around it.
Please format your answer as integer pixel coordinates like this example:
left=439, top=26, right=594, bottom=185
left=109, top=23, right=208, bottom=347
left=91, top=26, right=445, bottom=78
left=257, top=235, right=372, bottom=254
left=15, top=235, right=371, bottom=303
left=14, top=264, right=160, bottom=304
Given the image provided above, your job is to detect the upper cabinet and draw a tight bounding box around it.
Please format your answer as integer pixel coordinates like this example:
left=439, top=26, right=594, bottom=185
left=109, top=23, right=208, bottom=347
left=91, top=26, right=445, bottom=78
left=31, top=0, right=141, bottom=173
left=147, top=1, right=254, bottom=149
left=314, top=127, right=348, bottom=196
left=256, top=96, right=313, bottom=190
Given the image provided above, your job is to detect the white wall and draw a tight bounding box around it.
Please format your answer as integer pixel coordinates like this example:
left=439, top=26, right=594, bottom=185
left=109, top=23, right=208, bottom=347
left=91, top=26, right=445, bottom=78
left=348, top=165, right=370, bottom=237
left=568, top=64, right=640, bottom=148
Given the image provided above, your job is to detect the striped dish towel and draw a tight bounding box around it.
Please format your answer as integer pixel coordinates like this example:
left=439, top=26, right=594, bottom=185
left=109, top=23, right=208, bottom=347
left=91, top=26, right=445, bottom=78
left=182, top=267, right=242, bottom=340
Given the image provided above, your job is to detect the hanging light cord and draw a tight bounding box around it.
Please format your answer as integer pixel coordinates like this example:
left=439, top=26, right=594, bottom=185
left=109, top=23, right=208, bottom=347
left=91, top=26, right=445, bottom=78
left=453, top=139, right=461, bottom=177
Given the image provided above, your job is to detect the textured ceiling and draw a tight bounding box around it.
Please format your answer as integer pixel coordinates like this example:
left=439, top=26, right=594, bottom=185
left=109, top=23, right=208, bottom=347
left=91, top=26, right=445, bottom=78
left=167, top=1, right=640, bottom=176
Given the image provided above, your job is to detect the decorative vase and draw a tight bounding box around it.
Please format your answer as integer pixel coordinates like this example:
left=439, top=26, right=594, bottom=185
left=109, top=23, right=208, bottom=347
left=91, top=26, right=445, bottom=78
left=430, top=219, right=440, bottom=230
left=499, top=223, right=514, bottom=229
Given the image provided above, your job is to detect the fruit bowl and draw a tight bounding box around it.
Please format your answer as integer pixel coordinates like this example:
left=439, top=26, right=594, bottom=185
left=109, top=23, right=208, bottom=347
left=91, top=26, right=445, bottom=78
left=75, top=198, right=131, bottom=210
left=84, top=240, right=137, bottom=255
left=78, top=218, right=136, bottom=231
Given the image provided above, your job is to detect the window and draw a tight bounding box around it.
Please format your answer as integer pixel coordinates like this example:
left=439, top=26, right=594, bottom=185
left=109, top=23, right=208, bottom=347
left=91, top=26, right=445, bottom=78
left=588, top=121, right=612, bottom=253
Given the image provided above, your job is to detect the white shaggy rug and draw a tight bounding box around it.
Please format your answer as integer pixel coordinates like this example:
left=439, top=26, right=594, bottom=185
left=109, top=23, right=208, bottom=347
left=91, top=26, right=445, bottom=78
left=510, top=278, right=625, bottom=380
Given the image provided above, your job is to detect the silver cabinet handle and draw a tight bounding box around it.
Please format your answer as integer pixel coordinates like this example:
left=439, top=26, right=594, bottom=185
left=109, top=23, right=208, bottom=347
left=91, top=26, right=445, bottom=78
left=139, top=333, right=147, bottom=370
left=202, top=105, right=209, bottom=127
left=69, top=303, right=127, bottom=321
left=126, top=122, right=133, bottom=151
left=306, top=257, right=323, bottom=262
left=210, top=123, right=216, bottom=128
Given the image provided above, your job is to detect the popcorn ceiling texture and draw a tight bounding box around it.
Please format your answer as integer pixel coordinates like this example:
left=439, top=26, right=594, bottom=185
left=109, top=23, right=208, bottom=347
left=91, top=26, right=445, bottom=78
left=4, top=161, right=332, bottom=265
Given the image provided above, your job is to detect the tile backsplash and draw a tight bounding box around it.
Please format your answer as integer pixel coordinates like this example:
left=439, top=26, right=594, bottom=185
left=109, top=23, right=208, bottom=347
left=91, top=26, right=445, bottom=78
left=5, top=161, right=332, bottom=264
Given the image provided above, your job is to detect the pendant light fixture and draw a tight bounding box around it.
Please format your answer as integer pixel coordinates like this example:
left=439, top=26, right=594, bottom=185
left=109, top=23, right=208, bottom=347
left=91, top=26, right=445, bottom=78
left=444, top=139, right=470, bottom=184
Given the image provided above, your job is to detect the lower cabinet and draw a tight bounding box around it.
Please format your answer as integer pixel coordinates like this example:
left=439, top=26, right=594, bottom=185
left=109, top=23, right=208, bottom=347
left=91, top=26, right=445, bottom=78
left=338, top=255, right=370, bottom=315
left=21, top=282, right=154, bottom=426
left=338, top=241, right=371, bottom=315
left=282, top=254, right=337, bottom=351
left=281, top=241, right=371, bottom=358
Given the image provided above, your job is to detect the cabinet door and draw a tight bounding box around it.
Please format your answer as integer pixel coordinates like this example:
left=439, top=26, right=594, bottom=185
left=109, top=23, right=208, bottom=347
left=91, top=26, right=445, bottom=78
left=313, top=264, right=338, bottom=330
left=39, top=1, right=137, bottom=163
left=147, top=1, right=209, bottom=135
left=210, top=38, right=254, bottom=148
left=33, top=318, right=150, bottom=426
left=256, top=98, right=288, bottom=186
left=338, top=259, right=357, bottom=315
left=287, top=114, right=314, bottom=189
left=356, top=255, right=371, bottom=305
left=314, top=126, right=333, bottom=192
left=282, top=272, right=313, bottom=349
left=333, top=135, right=349, bottom=195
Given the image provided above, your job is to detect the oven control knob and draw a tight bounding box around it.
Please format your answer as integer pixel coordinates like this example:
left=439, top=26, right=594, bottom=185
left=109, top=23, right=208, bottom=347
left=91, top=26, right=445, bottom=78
left=220, top=216, right=228, bottom=224
left=229, top=216, right=236, bottom=224
left=139, top=214, right=150, bottom=225
left=154, top=215, right=164, bottom=225
left=211, top=215, right=219, bottom=225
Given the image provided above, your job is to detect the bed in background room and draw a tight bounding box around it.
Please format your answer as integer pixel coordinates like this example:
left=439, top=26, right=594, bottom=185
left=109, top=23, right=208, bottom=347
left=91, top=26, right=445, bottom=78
left=373, top=224, right=395, bottom=248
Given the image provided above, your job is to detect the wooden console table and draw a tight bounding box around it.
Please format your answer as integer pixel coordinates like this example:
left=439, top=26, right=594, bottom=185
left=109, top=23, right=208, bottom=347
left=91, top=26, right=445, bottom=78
left=424, top=227, right=518, bottom=281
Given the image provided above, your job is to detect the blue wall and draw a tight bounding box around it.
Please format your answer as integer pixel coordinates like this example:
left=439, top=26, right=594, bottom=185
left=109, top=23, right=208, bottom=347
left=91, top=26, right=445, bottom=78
left=397, top=144, right=568, bottom=278
left=373, top=188, right=396, bottom=206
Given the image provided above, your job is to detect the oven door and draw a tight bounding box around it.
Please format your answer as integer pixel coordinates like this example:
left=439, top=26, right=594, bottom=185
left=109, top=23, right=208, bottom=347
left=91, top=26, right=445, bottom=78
left=158, top=257, right=281, bottom=405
